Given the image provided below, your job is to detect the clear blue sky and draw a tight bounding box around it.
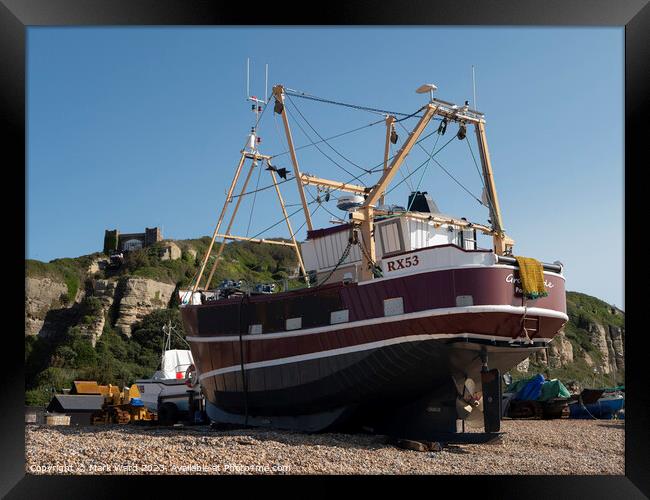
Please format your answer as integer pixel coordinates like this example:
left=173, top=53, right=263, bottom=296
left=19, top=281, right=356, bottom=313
left=26, top=27, right=624, bottom=308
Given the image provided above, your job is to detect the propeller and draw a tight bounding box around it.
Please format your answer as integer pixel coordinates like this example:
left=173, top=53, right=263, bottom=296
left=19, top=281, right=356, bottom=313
left=455, top=377, right=484, bottom=420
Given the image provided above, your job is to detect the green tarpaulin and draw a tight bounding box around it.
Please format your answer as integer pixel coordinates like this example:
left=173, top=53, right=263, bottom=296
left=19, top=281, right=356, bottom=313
left=539, top=379, right=571, bottom=401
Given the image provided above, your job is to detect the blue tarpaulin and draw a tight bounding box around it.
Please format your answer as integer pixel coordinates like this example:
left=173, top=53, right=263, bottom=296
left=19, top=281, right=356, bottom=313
left=515, top=374, right=546, bottom=401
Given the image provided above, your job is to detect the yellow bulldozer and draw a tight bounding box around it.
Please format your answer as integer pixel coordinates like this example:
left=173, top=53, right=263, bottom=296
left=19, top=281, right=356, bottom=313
left=71, top=381, right=157, bottom=424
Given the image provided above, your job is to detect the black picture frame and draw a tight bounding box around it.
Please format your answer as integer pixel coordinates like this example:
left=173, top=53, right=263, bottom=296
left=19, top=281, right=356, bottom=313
left=3, top=0, right=647, bottom=497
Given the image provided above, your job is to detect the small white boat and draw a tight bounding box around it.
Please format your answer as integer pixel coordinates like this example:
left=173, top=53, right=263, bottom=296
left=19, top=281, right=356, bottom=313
left=135, top=322, right=201, bottom=423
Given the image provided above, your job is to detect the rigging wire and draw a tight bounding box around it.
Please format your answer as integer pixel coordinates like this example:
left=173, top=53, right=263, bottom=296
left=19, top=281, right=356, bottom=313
left=395, top=121, right=485, bottom=206
left=465, top=136, right=486, bottom=189
left=384, top=134, right=457, bottom=196
left=429, top=156, right=485, bottom=206
left=229, top=174, right=295, bottom=199
left=284, top=105, right=360, bottom=179
left=304, top=185, right=346, bottom=222
left=300, top=127, right=444, bottom=202
left=251, top=90, right=273, bottom=131
left=245, top=199, right=318, bottom=242
left=270, top=118, right=385, bottom=159
left=265, top=123, right=442, bottom=203
left=245, top=163, right=264, bottom=236
left=404, top=128, right=442, bottom=212
left=284, top=88, right=440, bottom=120
left=392, top=136, right=415, bottom=193
left=288, top=198, right=323, bottom=240
left=286, top=94, right=371, bottom=173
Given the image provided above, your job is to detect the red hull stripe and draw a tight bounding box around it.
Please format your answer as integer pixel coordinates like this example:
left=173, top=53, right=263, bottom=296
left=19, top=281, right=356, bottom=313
left=187, top=305, right=568, bottom=343
left=197, top=332, right=550, bottom=381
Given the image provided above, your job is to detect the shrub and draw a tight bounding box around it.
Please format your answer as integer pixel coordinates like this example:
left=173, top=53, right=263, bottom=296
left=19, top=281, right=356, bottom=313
left=25, top=387, right=53, bottom=407
left=34, top=367, right=76, bottom=393
left=124, top=249, right=151, bottom=273
left=51, top=345, right=77, bottom=368
left=130, top=309, right=187, bottom=352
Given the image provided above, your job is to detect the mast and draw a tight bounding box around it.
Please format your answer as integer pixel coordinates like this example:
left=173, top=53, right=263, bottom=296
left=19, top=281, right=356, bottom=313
left=203, top=158, right=259, bottom=290
left=272, top=85, right=313, bottom=231
left=354, top=104, right=438, bottom=281
left=474, top=121, right=512, bottom=255
left=193, top=152, right=247, bottom=294
left=379, top=115, right=395, bottom=206
left=269, top=168, right=309, bottom=285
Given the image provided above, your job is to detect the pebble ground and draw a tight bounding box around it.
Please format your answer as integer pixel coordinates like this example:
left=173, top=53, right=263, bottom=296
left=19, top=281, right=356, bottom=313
left=25, top=419, right=624, bottom=475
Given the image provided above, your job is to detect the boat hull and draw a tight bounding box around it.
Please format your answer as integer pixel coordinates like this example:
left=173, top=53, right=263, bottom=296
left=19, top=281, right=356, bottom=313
left=202, top=337, right=546, bottom=435
left=135, top=379, right=199, bottom=413
left=181, top=262, right=567, bottom=434
left=569, top=396, right=625, bottom=419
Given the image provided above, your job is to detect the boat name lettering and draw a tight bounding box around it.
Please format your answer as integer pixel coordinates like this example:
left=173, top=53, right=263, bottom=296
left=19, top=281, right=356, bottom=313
left=505, top=273, right=554, bottom=288
left=386, top=255, right=419, bottom=272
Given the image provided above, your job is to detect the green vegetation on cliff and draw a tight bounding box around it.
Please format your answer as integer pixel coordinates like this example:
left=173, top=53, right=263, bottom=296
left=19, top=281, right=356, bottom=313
left=25, top=308, right=187, bottom=406
left=26, top=236, right=301, bottom=290
left=524, top=291, right=624, bottom=387
left=26, top=254, right=102, bottom=305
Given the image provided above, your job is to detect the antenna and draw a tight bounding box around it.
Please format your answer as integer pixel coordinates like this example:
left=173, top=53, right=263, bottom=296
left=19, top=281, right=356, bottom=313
left=472, top=65, right=477, bottom=110
left=265, top=63, right=268, bottom=101
left=245, top=58, right=268, bottom=104
left=243, top=59, right=270, bottom=150
left=246, top=57, right=250, bottom=99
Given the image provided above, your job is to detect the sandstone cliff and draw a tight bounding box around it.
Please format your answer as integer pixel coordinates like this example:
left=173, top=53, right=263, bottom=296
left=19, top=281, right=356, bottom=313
left=25, top=274, right=176, bottom=343
left=517, top=291, right=625, bottom=386
left=114, top=278, right=176, bottom=336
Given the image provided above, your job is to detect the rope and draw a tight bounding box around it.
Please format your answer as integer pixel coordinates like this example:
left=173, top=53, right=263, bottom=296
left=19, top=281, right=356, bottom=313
left=238, top=294, right=249, bottom=426
left=394, top=105, right=428, bottom=123
left=520, top=298, right=533, bottom=344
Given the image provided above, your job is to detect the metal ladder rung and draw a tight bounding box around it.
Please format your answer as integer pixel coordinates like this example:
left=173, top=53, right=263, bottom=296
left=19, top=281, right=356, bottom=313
left=522, top=316, right=540, bottom=333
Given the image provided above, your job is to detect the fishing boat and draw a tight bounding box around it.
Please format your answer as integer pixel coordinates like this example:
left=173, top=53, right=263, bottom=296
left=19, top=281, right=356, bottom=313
left=180, top=80, right=568, bottom=439
left=568, top=388, right=625, bottom=419
left=135, top=321, right=201, bottom=424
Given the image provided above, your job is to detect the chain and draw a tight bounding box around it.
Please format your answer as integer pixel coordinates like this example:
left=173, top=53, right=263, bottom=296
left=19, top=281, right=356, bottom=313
left=314, top=238, right=354, bottom=288
left=356, top=226, right=383, bottom=278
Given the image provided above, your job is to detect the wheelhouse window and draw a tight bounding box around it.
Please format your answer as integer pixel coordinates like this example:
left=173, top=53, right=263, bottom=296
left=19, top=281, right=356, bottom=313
left=456, top=228, right=477, bottom=250
left=378, top=220, right=404, bottom=256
